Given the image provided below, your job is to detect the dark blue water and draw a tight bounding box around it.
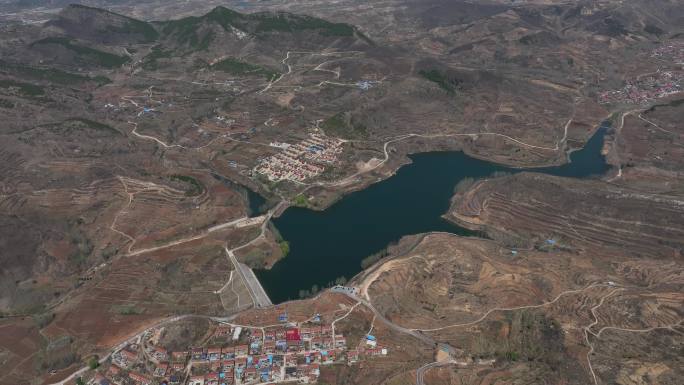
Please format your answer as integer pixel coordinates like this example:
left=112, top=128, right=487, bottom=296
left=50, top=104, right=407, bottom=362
left=211, top=173, right=268, bottom=217
left=246, top=188, right=268, bottom=216
left=257, top=123, right=611, bottom=303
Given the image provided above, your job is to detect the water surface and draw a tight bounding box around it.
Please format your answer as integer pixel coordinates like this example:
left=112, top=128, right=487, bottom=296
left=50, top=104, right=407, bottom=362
left=257, top=124, right=610, bottom=303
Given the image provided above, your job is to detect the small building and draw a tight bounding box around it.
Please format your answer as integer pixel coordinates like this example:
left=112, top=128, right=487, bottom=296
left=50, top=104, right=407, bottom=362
left=108, top=364, right=122, bottom=376
left=89, top=374, right=109, bottom=385
left=221, top=347, right=235, bottom=359
left=191, top=347, right=205, bottom=361
left=232, top=327, right=242, bottom=341
left=235, top=357, right=247, bottom=369
left=243, top=367, right=257, bottom=382
left=221, top=359, right=235, bottom=371
left=128, top=371, right=151, bottom=385
left=235, top=345, right=249, bottom=356
left=153, top=362, right=168, bottom=377
left=275, top=340, right=288, bottom=352
left=249, top=341, right=261, bottom=355
left=285, top=329, right=300, bottom=341
left=208, top=347, right=221, bottom=361
left=335, top=335, right=347, bottom=348
left=263, top=341, right=275, bottom=354
left=171, top=351, right=188, bottom=362
left=120, top=349, right=138, bottom=363
left=205, top=372, right=219, bottom=385
left=222, top=369, right=234, bottom=385
left=249, top=329, right=263, bottom=341
left=209, top=360, right=222, bottom=372
left=214, top=325, right=232, bottom=337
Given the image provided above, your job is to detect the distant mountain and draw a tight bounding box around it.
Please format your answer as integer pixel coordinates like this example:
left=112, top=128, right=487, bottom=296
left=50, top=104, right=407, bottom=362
left=29, top=36, right=131, bottom=69
left=31, top=5, right=373, bottom=71
left=155, top=6, right=372, bottom=52
left=45, top=4, right=158, bottom=44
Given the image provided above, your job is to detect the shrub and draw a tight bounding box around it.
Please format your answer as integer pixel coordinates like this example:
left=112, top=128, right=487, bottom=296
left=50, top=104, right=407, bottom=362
left=278, top=241, right=290, bottom=257
left=88, top=356, right=100, bottom=370
left=419, top=69, right=460, bottom=94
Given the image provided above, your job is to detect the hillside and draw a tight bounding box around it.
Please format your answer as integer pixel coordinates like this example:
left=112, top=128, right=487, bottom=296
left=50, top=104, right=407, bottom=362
left=0, top=1, right=682, bottom=385
left=45, top=4, right=159, bottom=44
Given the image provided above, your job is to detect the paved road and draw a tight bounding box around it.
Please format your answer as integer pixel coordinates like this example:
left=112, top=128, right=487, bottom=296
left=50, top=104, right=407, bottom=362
left=339, top=292, right=435, bottom=347
left=240, top=262, right=273, bottom=308
left=225, top=247, right=272, bottom=308
left=416, top=361, right=455, bottom=385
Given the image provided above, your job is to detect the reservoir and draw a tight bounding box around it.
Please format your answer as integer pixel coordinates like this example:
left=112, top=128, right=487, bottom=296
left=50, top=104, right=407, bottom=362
left=257, top=124, right=610, bottom=303
left=212, top=173, right=268, bottom=217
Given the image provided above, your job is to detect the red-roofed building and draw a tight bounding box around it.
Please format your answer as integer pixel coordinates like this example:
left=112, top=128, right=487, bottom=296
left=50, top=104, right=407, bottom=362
left=205, top=372, right=219, bottom=385
left=221, top=359, right=235, bottom=371
left=128, top=371, right=151, bottom=385
left=191, top=347, right=205, bottom=361
left=215, top=325, right=231, bottom=336
left=263, top=341, right=276, bottom=354
left=120, top=349, right=138, bottom=362
left=250, top=329, right=263, bottom=341
left=208, top=347, right=221, bottom=361
left=244, top=367, right=257, bottom=382
left=235, top=357, right=247, bottom=369
left=209, top=360, right=222, bottom=371
left=221, top=347, right=235, bottom=359
left=235, top=345, right=248, bottom=356
left=285, top=329, right=300, bottom=341
left=108, top=364, right=122, bottom=376
left=223, top=369, right=235, bottom=384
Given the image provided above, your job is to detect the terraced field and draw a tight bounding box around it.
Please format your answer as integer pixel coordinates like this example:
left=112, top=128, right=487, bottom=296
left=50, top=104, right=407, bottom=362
left=448, top=173, right=684, bottom=259
left=357, top=232, right=684, bottom=385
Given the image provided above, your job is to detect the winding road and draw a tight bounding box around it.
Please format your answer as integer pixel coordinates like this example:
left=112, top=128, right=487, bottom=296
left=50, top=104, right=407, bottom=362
left=415, top=361, right=456, bottom=385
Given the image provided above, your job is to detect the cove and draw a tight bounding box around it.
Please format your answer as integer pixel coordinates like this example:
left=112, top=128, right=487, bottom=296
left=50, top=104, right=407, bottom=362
left=256, top=123, right=611, bottom=303
left=212, top=173, right=268, bottom=217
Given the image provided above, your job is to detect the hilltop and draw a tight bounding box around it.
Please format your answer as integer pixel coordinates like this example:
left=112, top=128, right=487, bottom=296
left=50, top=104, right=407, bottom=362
left=46, top=4, right=159, bottom=44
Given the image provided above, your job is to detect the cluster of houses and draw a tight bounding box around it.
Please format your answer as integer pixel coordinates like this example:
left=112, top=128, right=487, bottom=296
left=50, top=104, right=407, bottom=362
left=598, top=70, right=682, bottom=105
left=651, top=42, right=684, bottom=65
left=254, top=134, right=344, bottom=182
left=99, top=319, right=388, bottom=385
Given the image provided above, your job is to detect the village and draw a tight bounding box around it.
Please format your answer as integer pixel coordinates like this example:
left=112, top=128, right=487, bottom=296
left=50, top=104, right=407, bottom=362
left=253, top=134, right=344, bottom=183
left=95, top=314, right=387, bottom=385
left=598, top=42, right=684, bottom=105
left=651, top=41, right=684, bottom=65
left=598, top=70, right=682, bottom=105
